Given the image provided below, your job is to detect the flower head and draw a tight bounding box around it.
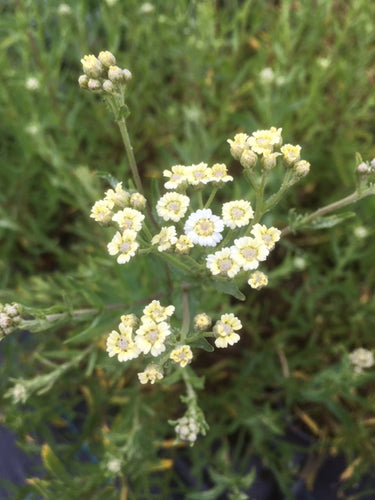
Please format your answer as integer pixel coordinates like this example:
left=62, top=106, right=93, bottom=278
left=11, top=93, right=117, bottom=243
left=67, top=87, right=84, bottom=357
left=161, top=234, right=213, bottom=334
left=107, top=230, right=139, bottom=264
left=138, top=364, right=164, bottom=384
left=213, top=313, right=242, bottom=348
left=81, top=54, right=104, bottom=78
left=90, top=199, right=114, bottom=224
left=232, top=236, right=269, bottom=270
left=175, top=235, right=194, bottom=254
left=135, top=319, right=171, bottom=356
left=184, top=209, right=224, bottom=247
left=349, top=348, right=374, bottom=374
left=248, top=271, right=268, bottom=290
left=206, top=248, right=240, bottom=278
left=106, top=323, right=140, bottom=362
left=170, top=345, right=193, bottom=367
left=186, top=162, right=211, bottom=186
left=194, top=313, right=212, bottom=331
left=142, top=300, right=175, bottom=323
left=227, top=133, right=249, bottom=161
left=156, top=192, right=190, bottom=222
left=163, top=165, right=189, bottom=190
left=151, top=226, right=177, bottom=252
left=129, top=192, right=147, bottom=210
left=248, top=128, right=282, bottom=155
left=112, top=207, right=144, bottom=232
left=104, top=182, right=129, bottom=208
left=209, top=163, right=233, bottom=184
left=251, top=223, right=281, bottom=250
left=120, top=314, right=138, bottom=329
left=294, top=160, right=310, bottom=177
left=222, top=200, right=254, bottom=229
left=280, top=144, right=301, bottom=164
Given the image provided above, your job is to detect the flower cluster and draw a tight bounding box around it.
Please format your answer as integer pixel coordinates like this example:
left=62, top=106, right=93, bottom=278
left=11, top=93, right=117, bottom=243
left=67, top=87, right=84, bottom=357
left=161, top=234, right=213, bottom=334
left=227, top=127, right=310, bottom=177
left=163, top=162, right=233, bottom=190
left=79, top=51, right=132, bottom=95
left=0, top=303, right=22, bottom=340
left=348, top=347, right=374, bottom=374
left=173, top=404, right=209, bottom=445
left=90, top=182, right=147, bottom=264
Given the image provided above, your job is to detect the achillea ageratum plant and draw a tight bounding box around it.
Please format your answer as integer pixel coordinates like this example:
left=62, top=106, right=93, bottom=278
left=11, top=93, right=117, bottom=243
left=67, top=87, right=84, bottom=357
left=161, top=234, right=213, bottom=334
left=4, top=50, right=375, bottom=485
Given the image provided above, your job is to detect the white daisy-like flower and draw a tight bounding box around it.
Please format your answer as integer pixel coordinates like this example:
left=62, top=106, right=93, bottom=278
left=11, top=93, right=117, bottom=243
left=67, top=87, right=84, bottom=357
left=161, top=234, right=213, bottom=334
left=186, top=162, right=211, bottom=185
left=107, top=230, right=139, bottom=264
left=248, top=128, right=282, bottom=155
left=106, top=323, right=140, bottom=362
left=222, top=200, right=254, bottom=229
left=104, top=182, right=129, bottom=208
left=138, top=364, right=164, bottom=384
left=156, top=192, right=190, bottom=222
left=175, top=235, right=194, bottom=254
left=248, top=271, right=268, bottom=290
left=142, top=300, right=175, bottom=323
left=209, top=163, right=233, bottom=184
left=90, top=199, right=114, bottom=224
left=170, top=345, right=193, bottom=367
left=251, top=223, right=281, bottom=250
left=232, top=236, right=269, bottom=270
left=151, top=226, right=177, bottom=251
left=184, top=209, right=224, bottom=247
left=135, top=319, right=171, bottom=356
left=280, top=144, right=301, bottom=164
left=112, top=207, right=144, bottom=232
left=213, top=313, right=242, bottom=348
left=163, top=165, right=189, bottom=190
left=206, top=248, right=240, bottom=278
left=227, top=133, right=249, bottom=161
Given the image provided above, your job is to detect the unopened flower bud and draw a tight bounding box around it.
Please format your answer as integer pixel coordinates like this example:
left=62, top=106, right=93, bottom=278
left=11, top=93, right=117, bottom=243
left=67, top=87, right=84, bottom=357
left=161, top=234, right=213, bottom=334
left=227, top=133, right=249, bottom=161
left=129, top=192, right=147, bottom=210
left=240, top=149, right=258, bottom=169
left=108, top=65, right=125, bottom=82
left=194, top=313, right=212, bottom=331
left=87, top=78, right=102, bottom=91
left=262, top=152, right=280, bottom=170
left=122, top=68, right=132, bottom=81
left=81, top=54, right=105, bottom=78
left=78, top=74, right=89, bottom=89
left=98, top=50, right=116, bottom=68
left=294, top=159, right=310, bottom=177
left=102, top=79, right=115, bottom=94
left=357, top=162, right=370, bottom=175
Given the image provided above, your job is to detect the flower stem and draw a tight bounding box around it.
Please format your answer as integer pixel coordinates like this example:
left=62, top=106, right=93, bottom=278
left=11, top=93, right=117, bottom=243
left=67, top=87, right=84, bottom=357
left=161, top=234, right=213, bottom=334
left=281, top=185, right=375, bottom=237
left=180, top=283, right=191, bottom=342
left=116, top=117, right=144, bottom=195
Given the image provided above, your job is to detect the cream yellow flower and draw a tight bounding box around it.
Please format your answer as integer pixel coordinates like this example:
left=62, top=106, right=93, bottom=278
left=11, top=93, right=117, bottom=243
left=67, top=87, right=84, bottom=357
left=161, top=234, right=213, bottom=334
left=107, top=230, right=139, bottom=264
left=250, top=223, right=281, bottom=250
left=232, top=237, right=269, bottom=271
left=248, top=271, right=268, bottom=290
left=349, top=348, right=374, bottom=374
left=280, top=144, right=301, bottom=164
left=206, top=248, right=240, bottom=278
left=112, top=207, right=145, bottom=232
left=294, top=160, right=310, bottom=177
left=90, top=199, right=114, bottom=224
left=209, top=163, right=233, bottom=184
left=170, top=345, right=193, bottom=367
left=104, top=182, right=129, bottom=208
left=129, top=192, right=147, bottom=210
left=227, top=133, right=249, bottom=160
left=240, top=149, right=258, bottom=169
left=213, top=313, right=242, bottom=348
left=156, top=192, right=190, bottom=222
left=151, top=226, right=177, bottom=252
left=248, top=128, right=282, bottom=155
left=106, top=323, right=140, bottom=362
left=138, top=364, right=164, bottom=384
left=135, top=319, right=171, bottom=356
left=120, top=314, right=138, bottom=329
left=175, top=235, right=194, bottom=254
left=163, top=165, right=189, bottom=190
left=81, top=54, right=104, bottom=78
left=186, top=162, right=211, bottom=186
left=194, top=313, right=212, bottom=331
left=222, top=200, right=254, bottom=229
left=142, top=300, right=175, bottom=323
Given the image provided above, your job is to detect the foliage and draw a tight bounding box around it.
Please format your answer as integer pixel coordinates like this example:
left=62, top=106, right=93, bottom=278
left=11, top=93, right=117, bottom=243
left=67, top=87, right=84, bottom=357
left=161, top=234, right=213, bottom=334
left=1, top=0, right=375, bottom=498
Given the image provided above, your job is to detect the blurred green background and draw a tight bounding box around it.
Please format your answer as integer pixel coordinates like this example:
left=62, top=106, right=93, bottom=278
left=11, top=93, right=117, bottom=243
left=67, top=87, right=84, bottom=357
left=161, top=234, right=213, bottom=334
left=1, top=0, right=375, bottom=498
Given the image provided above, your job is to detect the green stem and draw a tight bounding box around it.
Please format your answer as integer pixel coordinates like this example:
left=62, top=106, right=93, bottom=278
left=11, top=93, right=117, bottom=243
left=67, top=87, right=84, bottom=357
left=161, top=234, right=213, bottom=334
left=264, top=168, right=295, bottom=214
left=253, top=171, right=268, bottom=223
left=197, top=190, right=204, bottom=209
left=281, top=185, right=375, bottom=237
left=180, top=283, right=190, bottom=341
left=157, top=251, right=197, bottom=275
left=116, top=117, right=144, bottom=195
left=204, top=187, right=218, bottom=209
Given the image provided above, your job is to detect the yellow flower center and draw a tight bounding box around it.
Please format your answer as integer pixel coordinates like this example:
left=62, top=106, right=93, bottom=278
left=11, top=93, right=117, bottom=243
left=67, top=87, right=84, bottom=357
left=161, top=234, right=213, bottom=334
left=195, top=218, right=214, bottom=236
